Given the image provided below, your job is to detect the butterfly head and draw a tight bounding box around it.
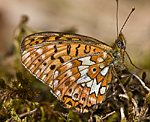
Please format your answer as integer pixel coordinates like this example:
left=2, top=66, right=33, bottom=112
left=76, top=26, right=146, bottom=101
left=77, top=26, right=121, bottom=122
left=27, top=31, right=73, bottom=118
left=112, top=32, right=126, bottom=61
left=115, top=32, right=126, bottom=50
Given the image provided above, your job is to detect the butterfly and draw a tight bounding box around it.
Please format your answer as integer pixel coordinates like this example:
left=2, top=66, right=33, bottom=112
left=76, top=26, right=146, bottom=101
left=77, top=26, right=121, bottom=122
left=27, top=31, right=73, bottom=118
left=21, top=31, right=127, bottom=113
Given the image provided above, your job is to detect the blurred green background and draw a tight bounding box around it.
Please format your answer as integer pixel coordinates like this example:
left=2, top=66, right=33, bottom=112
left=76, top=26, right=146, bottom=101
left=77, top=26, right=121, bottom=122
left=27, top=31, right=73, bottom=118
left=0, top=0, right=149, bottom=79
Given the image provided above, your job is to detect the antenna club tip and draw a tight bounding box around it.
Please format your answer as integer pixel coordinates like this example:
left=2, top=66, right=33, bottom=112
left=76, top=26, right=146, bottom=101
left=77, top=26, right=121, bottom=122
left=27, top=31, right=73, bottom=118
left=132, top=7, right=135, bottom=11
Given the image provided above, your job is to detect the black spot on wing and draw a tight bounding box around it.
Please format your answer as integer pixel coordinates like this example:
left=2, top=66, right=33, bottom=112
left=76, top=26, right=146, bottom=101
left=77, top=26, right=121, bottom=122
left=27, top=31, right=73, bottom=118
left=50, top=65, right=56, bottom=70
left=67, top=37, right=73, bottom=40
left=75, top=44, right=81, bottom=56
left=58, top=41, right=63, bottom=44
left=67, top=44, right=71, bottom=55
left=38, top=59, right=41, bottom=62
left=43, top=62, right=47, bottom=66
left=40, top=36, right=49, bottom=41
left=74, top=93, right=78, bottom=98
left=58, top=57, right=65, bottom=63
left=66, top=101, right=72, bottom=106
left=82, top=97, right=86, bottom=101
left=84, top=45, right=91, bottom=54
left=31, top=38, right=34, bottom=42
left=35, top=41, right=39, bottom=44
left=55, top=36, right=61, bottom=40
left=69, top=88, right=72, bottom=93
left=51, top=54, right=55, bottom=60
left=65, top=80, right=70, bottom=86
left=54, top=45, right=57, bottom=53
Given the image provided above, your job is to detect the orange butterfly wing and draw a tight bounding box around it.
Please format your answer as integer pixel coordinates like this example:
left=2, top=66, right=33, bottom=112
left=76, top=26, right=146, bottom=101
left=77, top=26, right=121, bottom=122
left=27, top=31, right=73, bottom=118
left=21, top=32, right=113, bottom=113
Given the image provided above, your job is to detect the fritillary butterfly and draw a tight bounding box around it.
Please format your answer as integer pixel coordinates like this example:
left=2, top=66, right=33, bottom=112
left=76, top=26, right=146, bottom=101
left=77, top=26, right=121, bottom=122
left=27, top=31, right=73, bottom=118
left=21, top=31, right=127, bottom=113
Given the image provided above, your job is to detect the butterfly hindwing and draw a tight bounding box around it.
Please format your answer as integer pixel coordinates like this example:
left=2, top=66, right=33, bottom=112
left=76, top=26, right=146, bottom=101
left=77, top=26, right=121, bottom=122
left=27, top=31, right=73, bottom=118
left=52, top=54, right=112, bottom=112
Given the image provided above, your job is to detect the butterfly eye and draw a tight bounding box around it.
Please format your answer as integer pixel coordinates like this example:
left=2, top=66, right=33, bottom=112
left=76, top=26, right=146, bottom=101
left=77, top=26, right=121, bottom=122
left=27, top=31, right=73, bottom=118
left=117, top=41, right=125, bottom=49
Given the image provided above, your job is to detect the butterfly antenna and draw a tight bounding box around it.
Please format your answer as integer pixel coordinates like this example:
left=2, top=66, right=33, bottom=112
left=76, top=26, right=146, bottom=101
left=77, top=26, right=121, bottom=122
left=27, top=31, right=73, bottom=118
left=116, top=0, right=119, bottom=37
left=125, top=51, right=142, bottom=70
left=119, top=7, right=135, bottom=33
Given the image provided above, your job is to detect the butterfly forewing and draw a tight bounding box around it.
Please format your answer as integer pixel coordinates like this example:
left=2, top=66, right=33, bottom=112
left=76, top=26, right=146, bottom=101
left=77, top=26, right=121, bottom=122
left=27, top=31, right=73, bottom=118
left=21, top=32, right=113, bottom=113
left=21, top=32, right=111, bottom=52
